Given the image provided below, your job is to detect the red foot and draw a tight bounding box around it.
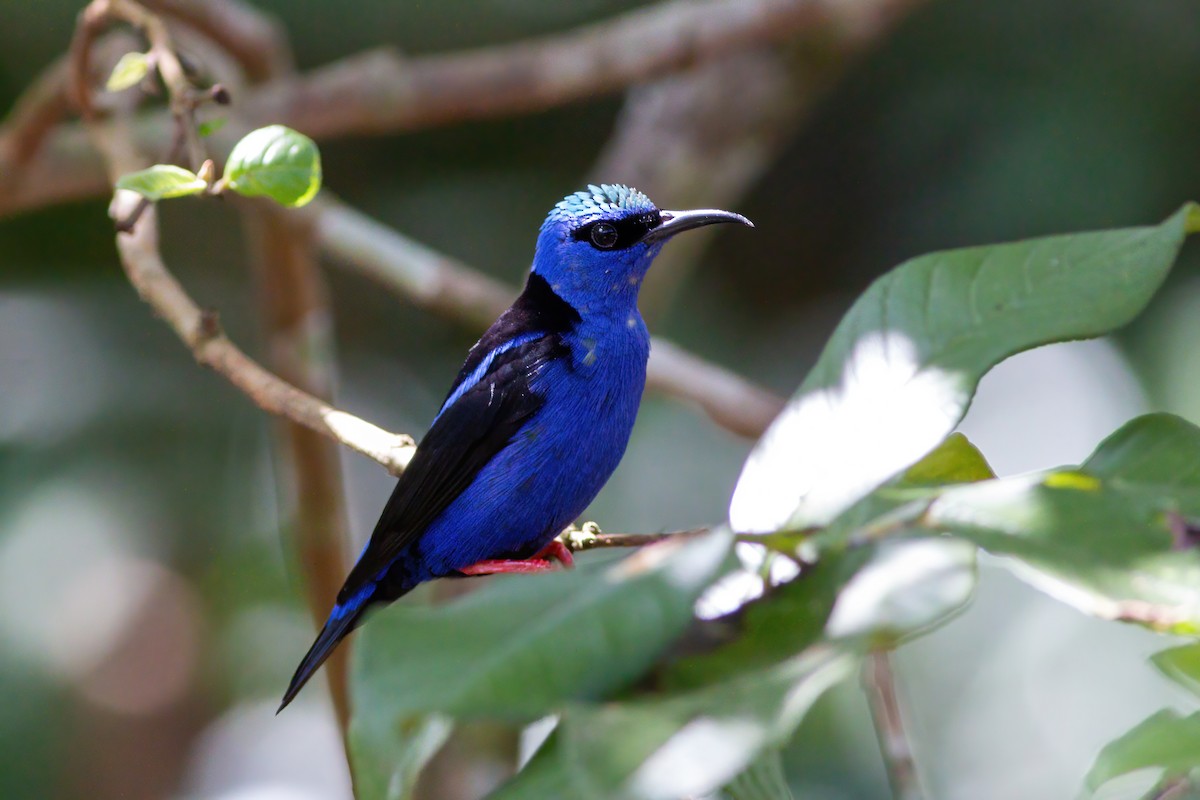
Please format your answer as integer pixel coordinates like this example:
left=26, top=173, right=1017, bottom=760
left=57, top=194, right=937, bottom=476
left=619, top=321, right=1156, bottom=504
left=533, top=539, right=575, bottom=568
left=458, top=540, right=575, bottom=576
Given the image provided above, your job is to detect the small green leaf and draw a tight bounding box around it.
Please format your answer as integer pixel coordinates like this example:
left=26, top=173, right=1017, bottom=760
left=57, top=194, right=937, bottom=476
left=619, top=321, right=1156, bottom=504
left=106, top=51, right=150, bottom=92
left=224, top=124, right=322, bottom=207
left=197, top=117, right=227, bottom=138
left=1152, top=643, right=1200, bottom=699
left=1084, top=709, right=1200, bottom=793
left=115, top=164, right=207, bottom=201
left=902, top=433, right=995, bottom=486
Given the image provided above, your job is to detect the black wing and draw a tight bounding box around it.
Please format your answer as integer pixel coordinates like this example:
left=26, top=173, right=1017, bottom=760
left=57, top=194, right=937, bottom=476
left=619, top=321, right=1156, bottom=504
left=337, top=333, right=565, bottom=603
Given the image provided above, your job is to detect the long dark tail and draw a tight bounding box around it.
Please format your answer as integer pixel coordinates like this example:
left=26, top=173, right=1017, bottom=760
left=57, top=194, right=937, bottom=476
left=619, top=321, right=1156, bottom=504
left=278, top=590, right=373, bottom=713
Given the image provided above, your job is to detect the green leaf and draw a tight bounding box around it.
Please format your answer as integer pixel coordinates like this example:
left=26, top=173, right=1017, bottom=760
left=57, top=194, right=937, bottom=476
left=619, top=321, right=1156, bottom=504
left=664, top=549, right=863, bottom=691
left=114, top=164, right=207, bottom=201
left=348, top=713, right=451, bottom=800
left=491, top=646, right=854, bottom=800
left=902, top=433, right=995, bottom=486
left=919, top=413, right=1200, bottom=633
left=106, top=51, right=150, bottom=91
left=824, top=538, right=976, bottom=647
left=730, top=206, right=1195, bottom=533
left=1084, top=709, right=1200, bottom=793
left=350, top=530, right=733, bottom=721
left=197, top=117, right=227, bottom=138
left=722, top=749, right=794, bottom=800
left=224, top=124, right=322, bottom=207
left=1152, top=643, right=1200, bottom=699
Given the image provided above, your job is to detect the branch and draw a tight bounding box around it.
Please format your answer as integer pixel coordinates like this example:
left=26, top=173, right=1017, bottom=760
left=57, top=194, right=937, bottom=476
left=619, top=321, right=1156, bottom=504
left=0, top=0, right=924, bottom=219
left=313, top=198, right=786, bottom=439
left=142, top=0, right=292, bottom=83
left=863, top=651, right=925, bottom=800
left=560, top=523, right=710, bottom=553
left=67, top=11, right=415, bottom=476
left=242, top=201, right=354, bottom=747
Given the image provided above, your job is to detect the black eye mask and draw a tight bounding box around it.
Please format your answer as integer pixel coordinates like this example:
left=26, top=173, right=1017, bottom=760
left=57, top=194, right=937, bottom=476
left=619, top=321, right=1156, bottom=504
left=572, top=211, right=662, bottom=251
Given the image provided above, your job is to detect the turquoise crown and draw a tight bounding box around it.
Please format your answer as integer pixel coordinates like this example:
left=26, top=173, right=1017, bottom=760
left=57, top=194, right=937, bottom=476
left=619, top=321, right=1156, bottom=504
left=547, top=184, right=656, bottom=225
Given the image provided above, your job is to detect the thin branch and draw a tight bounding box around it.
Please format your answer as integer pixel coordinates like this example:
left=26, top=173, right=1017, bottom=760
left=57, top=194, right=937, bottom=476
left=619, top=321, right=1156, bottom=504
left=561, top=525, right=711, bottom=553
left=863, top=651, right=925, bottom=800
left=0, top=0, right=924, bottom=219
left=111, top=197, right=416, bottom=471
left=68, top=10, right=415, bottom=476
left=313, top=198, right=786, bottom=439
left=142, top=0, right=292, bottom=83
left=249, top=0, right=900, bottom=138
left=242, top=201, right=354, bottom=751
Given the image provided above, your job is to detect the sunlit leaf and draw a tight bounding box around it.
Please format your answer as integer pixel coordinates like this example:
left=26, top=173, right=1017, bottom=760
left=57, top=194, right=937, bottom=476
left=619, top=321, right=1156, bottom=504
left=114, top=164, right=206, bottom=201
left=350, top=530, right=733, bottom=721
left=1084, top=709, right=1200, bottom=794
left=824, top=538, right=976, bottom=647
left=918, top=414, right=1200, bottom=633
left=105, top=51, right=150, bottom=91
left=224, top=124, right=322, bottom=207
left=730, top=206, right=1196, bottom=533
left=1153, top=643, right=1200, bottom=699
left=491, top=646, right=854, bottom=800
left=902, top=433, right=995, bottom=486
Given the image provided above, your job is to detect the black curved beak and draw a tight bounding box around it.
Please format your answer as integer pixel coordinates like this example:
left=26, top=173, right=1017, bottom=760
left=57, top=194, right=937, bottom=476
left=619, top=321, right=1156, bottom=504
left=640, top=208, right=754, bottom=245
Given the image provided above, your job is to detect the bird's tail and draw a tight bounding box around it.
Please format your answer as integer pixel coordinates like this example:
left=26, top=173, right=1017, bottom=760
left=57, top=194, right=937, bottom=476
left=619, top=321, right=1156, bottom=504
left=278, top=587, right=374, bottom=713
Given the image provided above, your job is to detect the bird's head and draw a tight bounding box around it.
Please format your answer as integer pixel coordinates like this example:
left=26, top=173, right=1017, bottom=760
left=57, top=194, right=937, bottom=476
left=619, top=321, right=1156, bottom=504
left=532, top=184, right=752, bottom=314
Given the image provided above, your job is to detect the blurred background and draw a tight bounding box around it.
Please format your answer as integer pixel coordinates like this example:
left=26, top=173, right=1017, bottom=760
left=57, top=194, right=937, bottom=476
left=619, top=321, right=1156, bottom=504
left=3, top=0, right=1200, bottom=798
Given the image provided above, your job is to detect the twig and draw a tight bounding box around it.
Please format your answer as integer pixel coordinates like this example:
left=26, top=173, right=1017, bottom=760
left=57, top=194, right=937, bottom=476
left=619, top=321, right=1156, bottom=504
left=142, top=0, right=292, bottom=83
left=0, top=0, right=924, bottom=219
left=68, top=6, right=415, bottom=476
left=249, top=0, right=893, bottom=138
left=561, top=526, right=711, bottom=553
left=863, top=651, right=925, bottom=800
left=242, top=201, right=354, bottom=750
left=313, top=198, right=786, bottom=439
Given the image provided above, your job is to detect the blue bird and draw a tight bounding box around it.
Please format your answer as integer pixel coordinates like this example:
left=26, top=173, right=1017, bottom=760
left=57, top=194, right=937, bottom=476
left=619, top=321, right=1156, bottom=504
left=280, top=184, right=752, bottom=710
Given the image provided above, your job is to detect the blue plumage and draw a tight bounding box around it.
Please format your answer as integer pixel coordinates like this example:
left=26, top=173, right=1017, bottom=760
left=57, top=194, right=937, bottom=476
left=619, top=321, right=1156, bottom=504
left=280, top=185, right=751, bottom=710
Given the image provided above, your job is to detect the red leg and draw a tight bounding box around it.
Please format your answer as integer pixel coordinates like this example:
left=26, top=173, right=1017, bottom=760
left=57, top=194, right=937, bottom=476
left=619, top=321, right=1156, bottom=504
left=533, top=539, right=575, bottom=568
left=458, top=539, right=576, bottom=576
left=459, top=558, right=559, bottom=576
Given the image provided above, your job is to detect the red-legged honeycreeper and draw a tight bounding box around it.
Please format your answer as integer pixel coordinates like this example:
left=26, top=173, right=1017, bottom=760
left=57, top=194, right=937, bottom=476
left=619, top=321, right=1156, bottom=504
left=279, top=184, right=752, bottom=710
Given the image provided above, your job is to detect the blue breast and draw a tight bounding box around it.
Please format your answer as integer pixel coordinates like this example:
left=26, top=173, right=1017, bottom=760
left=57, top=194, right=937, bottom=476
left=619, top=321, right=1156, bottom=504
left=400, top=314, right=650, bottom=583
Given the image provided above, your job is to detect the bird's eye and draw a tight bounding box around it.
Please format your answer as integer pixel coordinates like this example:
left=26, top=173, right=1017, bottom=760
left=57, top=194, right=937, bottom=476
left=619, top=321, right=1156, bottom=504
left=589, top=221, right=619, bottom=249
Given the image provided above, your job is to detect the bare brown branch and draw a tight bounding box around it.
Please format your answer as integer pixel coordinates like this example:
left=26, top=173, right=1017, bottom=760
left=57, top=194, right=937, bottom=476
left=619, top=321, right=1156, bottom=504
left=0, top=0, right=923, bottom=219
left=242, top=201, right=354, bottom=747
left=111, top=196, right=416, bottom=473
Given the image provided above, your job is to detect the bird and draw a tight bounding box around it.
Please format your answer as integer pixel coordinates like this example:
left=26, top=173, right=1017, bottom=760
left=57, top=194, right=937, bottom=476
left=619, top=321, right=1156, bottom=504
left=279, top=184, right=752, bottom=710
